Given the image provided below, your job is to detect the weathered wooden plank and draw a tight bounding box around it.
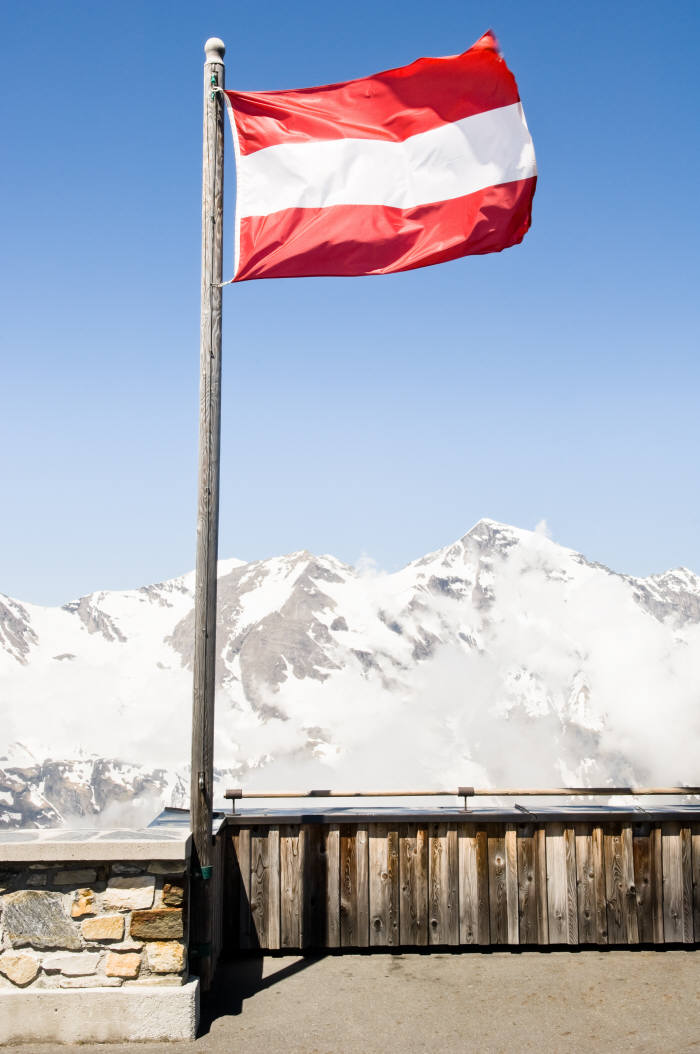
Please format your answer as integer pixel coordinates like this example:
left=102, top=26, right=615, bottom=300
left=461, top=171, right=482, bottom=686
left=459, top=823, right=489, bottom=945
left=302, top=823, right=325, bottom=948
left=356, top=824, right=369, bottom=946
left=210, top=830, right=226, bottom=975
left=428, top=823, right=458, bottom=945
left=325, top=824, right=340, bottom=948
left=516, top=823, right=537, bottom=944
left=236, top=827, right=252, bottom=950
left=681, top=825, right=694, bottom=943
left=250, top=826, right=271, bottom=948
left=620, top=825, right=638, bottom=945
left=339, top=824, right=370, bottom=948
left=280, top=825, right=302, bottom=949
left=575, top=824, right=596, bottom=944
left=604, top=825, right=627, bottom=944
left=662, top=822, right=683, bottom=942
left=650, top=824, right=664, bottom=943
left=458, top=823, right=477, bottom=944
left=692, top=824, right=700, bottom=943
left=591, top=826, right=607, bottom=945
left=632, top=823, right=652, bottom=944
left=505, top=824, right=519, bottom=945
left=446, top=824, right=459, bottom=945
left=369, top=823, right=387, bottom=946
left=340, top=824, right=357, bottom=947
left=563, top=826, right=578, bottom=944
left=546, top=823, right=569, bottom=944
left=225, top=831, right=239, bottom=949
left=399, top=824, right=428, bottom=946
left=488, top=824, right=507, bottom=945
left=534, top=825, right=549, bottom=944
left=428, top=823, right=444, bottom=945
left=267, top=826, right=281, bottom=949
left=369, top=824, right=399, bottom=946
left=476, top=826, right=491, bottom=944
left=662, top=822, right=693, bottom=942
left=386, top=826, right=400, bottom=946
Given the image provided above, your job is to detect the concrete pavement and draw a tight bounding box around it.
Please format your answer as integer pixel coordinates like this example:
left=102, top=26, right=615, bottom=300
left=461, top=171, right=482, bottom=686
left=5, top=948, right=700, bottom=1053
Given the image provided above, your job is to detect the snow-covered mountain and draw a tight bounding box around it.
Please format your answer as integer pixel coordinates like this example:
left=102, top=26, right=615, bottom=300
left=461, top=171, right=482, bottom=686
left=2, top=520, right=700, bottom=827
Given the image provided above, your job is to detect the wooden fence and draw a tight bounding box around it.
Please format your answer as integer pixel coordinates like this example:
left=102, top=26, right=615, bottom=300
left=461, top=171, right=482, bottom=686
left=223, top=816, right=700, bottom=950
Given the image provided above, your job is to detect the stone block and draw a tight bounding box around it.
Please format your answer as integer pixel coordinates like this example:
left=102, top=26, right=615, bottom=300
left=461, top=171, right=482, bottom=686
left=0, top=952, right=40, bottom=987
left=162, top=882, right=184, bottom=907
left=145, top=941, right=185, bottom=974
left=59, top=976, right=123, bottom=988
left=130, top=909, right=183, bottom=940
left=102, top=939, right=143, bottom=952
left=0, top=979, right=200, bottom=1043
left=148, top=861, right=186, bottom=875
left=2, top=891, right=81, bottom=951
left=43, top=952, right=101, bottom=977
left=124, top=975, right=183, bottom=986
left=71, top=889, right=96, bottom=918
left=102, top=876, right=155, bottom=910
left=81, top=915, right=124, bottom=941
left=111, top=863, right=142, bottom=875
left=54, top=869, right=97, bottom=886
left=105, top=952, right=141, bottom=979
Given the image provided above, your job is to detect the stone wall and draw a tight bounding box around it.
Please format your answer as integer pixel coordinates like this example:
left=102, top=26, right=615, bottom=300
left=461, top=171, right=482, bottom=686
left=0, top=859, right=188, bottom=990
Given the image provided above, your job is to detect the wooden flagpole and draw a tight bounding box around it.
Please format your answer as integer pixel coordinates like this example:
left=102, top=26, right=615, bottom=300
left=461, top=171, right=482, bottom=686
left=190, top=36, right=225, bottom=991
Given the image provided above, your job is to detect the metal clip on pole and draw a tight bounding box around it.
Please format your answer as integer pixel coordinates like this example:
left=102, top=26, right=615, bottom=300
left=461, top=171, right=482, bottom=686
left=458, top=786, right=474, bottom=812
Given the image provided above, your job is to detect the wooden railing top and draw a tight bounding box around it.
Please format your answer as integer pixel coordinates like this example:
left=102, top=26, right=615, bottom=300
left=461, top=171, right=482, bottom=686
left=223, top=785, right=700, bottom=813
left=225, top=786, right=700, bottom=797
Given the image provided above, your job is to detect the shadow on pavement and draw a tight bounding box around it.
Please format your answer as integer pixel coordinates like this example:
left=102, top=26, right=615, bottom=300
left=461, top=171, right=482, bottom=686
left=199, top=954, right=326, bottom=1035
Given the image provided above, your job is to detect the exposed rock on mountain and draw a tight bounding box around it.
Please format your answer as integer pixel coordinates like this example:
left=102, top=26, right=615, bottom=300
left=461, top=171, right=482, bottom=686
left=0, top=753, right=179, bottom=829
left=0, top=597, right=37, bottom=665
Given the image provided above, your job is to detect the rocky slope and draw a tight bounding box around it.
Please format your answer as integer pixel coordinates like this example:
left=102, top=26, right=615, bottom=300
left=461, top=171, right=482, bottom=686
left=2, top=521, right=699, bottom=827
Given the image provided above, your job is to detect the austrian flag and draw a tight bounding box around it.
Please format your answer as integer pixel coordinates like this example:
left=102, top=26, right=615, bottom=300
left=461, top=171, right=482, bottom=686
left=224, top=31, right=536, bottom=281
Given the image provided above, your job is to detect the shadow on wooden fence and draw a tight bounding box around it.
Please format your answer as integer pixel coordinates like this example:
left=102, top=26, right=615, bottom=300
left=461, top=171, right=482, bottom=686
left=226, top=824, right=335, bottom=949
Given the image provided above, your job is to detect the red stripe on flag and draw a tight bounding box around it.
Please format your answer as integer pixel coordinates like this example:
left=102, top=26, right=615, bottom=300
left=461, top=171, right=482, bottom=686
left=234, top=177, right=536, bottom=281
left=226, top=32, right=519, bottom=156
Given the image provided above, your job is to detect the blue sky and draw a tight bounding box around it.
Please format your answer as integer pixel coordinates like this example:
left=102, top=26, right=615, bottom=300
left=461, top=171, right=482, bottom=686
left=2, top=0, right=699, bottom=606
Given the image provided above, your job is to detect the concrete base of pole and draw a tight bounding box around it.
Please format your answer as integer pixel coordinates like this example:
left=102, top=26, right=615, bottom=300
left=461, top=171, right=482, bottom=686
left=0, top=979, right=200, bottom=1044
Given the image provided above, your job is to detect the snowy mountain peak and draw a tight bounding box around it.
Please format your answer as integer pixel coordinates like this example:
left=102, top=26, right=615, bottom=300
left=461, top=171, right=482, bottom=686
left=413, top=518, right=542, bottom=572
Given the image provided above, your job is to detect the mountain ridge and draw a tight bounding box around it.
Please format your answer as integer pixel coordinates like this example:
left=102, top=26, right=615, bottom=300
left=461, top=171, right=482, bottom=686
left=6, top=518, right=698, bottom=612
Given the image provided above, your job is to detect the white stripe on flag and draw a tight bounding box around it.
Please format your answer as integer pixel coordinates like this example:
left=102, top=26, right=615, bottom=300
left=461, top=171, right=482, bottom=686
left=236, top=102, right=536, bottom=218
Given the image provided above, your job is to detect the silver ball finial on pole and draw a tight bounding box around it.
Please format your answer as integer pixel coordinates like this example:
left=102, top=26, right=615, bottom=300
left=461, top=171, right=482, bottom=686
left=204, top=37, right=226, bottom=63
